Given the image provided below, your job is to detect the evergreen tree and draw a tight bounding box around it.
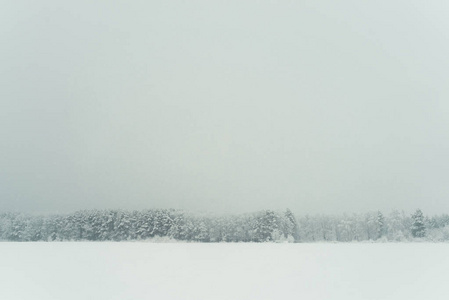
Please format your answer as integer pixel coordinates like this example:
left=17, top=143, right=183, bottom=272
left=284, top=209, right=299, bottom=241
left=411, top=209, right=426, bottom=238
left=376, top=211, right=386, bottom=239
left=254, top=210, right=278, bottom=242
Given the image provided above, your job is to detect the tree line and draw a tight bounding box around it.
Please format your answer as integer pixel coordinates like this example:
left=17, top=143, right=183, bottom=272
left=0, top=209, right=298, bottom=242
left=0, top=208, right=447, bottom=242
left=296, top=209, right=448, bottom=242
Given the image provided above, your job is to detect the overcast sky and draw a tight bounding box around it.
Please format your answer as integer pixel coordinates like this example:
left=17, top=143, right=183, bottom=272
left=1, top=1, right=449, bottom=215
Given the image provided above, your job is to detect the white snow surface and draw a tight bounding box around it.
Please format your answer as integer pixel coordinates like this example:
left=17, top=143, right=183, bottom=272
left=1, top=243, right=448, bottom=300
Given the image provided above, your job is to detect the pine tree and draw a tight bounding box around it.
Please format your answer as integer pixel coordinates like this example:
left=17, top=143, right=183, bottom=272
left=254, top=210, right=278, bottom=242
left=284, top=209, right=299, bottom=242
left=376, top=211, right=386, bottom=239
left=411, top=209, right=426, bottom=238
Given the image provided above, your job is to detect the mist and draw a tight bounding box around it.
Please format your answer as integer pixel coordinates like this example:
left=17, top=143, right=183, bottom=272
left=2, top=0, right=449, bottom=215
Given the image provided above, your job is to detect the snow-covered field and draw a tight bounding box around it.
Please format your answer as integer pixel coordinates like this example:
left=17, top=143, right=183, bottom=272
left=1, top=243, right=448, bottom=300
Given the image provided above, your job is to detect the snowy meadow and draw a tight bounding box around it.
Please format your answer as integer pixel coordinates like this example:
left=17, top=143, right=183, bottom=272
left=1, top=242, right=448, bottom=300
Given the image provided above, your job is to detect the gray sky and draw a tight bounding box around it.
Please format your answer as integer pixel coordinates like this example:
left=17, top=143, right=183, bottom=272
left=2, top=0, right=449, bottom=215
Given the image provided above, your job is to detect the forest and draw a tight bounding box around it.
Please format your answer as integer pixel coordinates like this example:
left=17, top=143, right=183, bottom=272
left=0, top=208, right=448, bottom=242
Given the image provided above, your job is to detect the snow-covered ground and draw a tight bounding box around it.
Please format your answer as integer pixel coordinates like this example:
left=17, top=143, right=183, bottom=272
left=1, top=243, right=448, bottom=300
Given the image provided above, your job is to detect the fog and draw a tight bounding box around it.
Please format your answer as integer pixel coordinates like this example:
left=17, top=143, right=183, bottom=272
left=2, top=1, right=449, bottom=215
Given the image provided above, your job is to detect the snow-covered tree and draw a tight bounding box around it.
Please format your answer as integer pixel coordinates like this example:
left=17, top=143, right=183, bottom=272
left=255, top=210, right=280, bottom=242
left=376, top=211, right=386, bottom=240
left=411, top=209, right=426, bottom=238
left=283, top=209, right=299, bottom=241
